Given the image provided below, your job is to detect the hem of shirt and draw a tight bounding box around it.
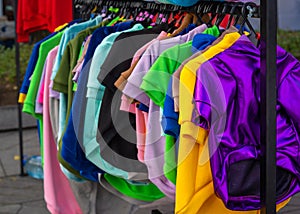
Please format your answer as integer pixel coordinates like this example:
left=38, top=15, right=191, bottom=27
left=149, top=176, right=175, bottom=200
left=57, top=151, right=86, bottom=180
left=52, top=81, right=68, bottom=94
left=140, top=80, right=165, bottom=108
left=22, top=102, right=42, bottom=120
left=103, top=174, right=165, bottom=202
left=18, top=93, right=27, bottom=104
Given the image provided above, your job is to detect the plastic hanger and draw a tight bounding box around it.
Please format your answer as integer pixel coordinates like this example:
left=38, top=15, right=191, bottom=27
left=206, top=3, right=220, bottom=27
left=195, top=3, right=206, bottom=25
left=226, top=4, right=238, bottom=29
left=238, top=2, right=259, bottom=46
left=214, top=4, right=227, bottom=28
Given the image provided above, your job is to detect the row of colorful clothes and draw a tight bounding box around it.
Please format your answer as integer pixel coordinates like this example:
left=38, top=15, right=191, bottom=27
left=19, top=11, right=300, bottom=214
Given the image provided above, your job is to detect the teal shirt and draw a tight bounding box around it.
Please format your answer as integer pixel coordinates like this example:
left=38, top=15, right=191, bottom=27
left=84, top=24, right=145, bottom=179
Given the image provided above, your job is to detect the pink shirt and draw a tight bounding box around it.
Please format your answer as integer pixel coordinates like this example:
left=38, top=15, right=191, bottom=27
left=43, top=46, right=82, bottom=214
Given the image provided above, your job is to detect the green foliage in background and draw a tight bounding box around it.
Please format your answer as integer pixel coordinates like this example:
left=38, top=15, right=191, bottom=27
left=278, top=30, right=300, bottom=60
left=0, top=30, right=299, bottom=88
left=0, top=43, right=33, bottom=84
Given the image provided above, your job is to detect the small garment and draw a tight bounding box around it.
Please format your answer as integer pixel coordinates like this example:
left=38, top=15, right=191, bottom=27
left=114, top=30, right=168, bottom=163
left=193, top=34, right=300, bottom=210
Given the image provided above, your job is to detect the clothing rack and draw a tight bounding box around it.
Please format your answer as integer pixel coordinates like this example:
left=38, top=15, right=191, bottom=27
left=14, top=0, right=277, bottom=213
left=73, top=0, right=260, bottom=21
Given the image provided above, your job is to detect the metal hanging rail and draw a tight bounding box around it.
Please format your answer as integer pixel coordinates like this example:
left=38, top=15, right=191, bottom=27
left=260, top=0, right=278, bottom=213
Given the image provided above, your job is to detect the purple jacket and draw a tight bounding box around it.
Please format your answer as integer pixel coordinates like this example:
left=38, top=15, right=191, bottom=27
left=193, top=35, right=300, bottom=210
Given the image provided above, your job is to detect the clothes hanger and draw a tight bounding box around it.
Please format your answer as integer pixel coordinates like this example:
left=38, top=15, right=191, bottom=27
left=166, top=10, right=182, bottom=33
left=168, top=12, right=193, bottom=36
left=195, top=3, right=206, bottom=25
left=214, top=3, right=227, bottom=28
left=238, top=2, right=259, bottom=46
left=206, top=2, right=220, bottom=27
left=226, top=3, right=239, bottom=29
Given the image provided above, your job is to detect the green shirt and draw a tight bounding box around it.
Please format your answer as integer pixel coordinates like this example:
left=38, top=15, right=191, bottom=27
left=22, top=30, right=64, bottom=164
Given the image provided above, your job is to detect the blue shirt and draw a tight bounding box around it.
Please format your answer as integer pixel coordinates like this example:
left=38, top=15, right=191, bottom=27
left=19, top=32, right=57, bottom=96
left=19, top=19, right=80, bottom=96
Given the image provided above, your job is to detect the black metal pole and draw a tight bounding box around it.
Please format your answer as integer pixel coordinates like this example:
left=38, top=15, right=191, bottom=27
left=13, top=0, right=26, bottom=176
left=260, top=0, right=277, bottom=213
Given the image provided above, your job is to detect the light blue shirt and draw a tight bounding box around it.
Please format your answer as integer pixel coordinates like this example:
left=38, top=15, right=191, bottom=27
left=83, top=24, right=145, bottom=180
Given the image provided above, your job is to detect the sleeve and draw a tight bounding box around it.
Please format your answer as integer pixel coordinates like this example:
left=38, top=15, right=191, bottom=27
left=53, top=43, right=71, bottom=94
left=193, top=59, right=234, bottom=129
left=278, top=55, right=300, bottom=134
left=122, top=47, right=155, bottom=106
left=140, top=48, right=176, bottom=108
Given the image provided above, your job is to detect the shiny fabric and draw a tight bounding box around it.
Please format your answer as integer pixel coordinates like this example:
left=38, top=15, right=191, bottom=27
left=193, top=35, right=300, bottom=210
